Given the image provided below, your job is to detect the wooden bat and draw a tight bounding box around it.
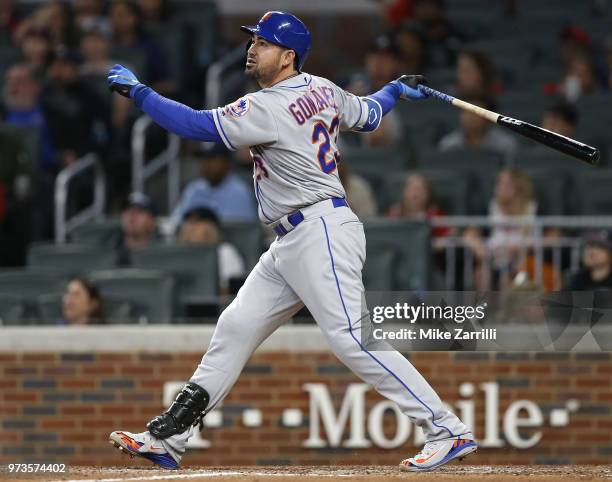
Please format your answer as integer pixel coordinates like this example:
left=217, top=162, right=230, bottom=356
left=416, top=84, right=600, bottom=166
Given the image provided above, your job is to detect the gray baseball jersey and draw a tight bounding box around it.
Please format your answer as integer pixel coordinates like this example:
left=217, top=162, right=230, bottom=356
left=212, top=73, right=371, bottom=222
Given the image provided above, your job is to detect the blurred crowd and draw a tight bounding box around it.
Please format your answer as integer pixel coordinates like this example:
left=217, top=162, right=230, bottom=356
left=1, top=0, right=612, bottom=311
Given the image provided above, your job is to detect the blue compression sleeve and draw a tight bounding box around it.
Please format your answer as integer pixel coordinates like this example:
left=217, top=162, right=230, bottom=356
left=358, top=82, right=401, bottom=132
left=368, top=82, right=401, bottom=116
left=131, top=85, right=222, bottom=142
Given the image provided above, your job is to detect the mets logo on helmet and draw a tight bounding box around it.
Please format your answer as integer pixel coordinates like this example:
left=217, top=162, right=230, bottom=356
left=224, top=96, right=251, bottom=118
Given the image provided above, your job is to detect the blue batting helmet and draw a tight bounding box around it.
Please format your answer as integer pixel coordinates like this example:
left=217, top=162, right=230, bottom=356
left=241, top=11, right=311, bottom=71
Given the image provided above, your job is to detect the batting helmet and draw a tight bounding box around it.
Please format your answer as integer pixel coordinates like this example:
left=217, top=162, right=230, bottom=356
left=241, top=11, right=311, bottom=71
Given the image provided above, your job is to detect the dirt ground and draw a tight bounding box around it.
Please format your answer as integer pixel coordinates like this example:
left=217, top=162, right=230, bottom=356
left=1, top=465, right=611, bottom=482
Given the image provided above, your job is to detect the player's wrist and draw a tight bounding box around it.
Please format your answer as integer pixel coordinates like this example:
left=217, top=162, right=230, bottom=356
left=131, top=84, right=152, bottom=108
left=385, top=81, right=403, bottom=100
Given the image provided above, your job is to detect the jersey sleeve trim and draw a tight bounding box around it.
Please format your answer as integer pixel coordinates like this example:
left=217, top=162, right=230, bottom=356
left=213, top=108, right=237, bottom=151
left=349, top=96, right=364, bottom=130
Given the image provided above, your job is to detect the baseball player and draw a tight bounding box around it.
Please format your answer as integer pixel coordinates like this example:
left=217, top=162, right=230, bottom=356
left=107, top=11, right=477, bottom=472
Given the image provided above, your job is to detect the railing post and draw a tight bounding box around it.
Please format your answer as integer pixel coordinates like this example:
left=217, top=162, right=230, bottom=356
left=54, top=153, right=106, bottom=243
left=131, top=115, right=180, bottom=212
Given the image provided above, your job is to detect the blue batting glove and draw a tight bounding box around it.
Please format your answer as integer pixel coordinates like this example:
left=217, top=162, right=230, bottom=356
left=393, top=74, right=428, bottom=101
left=107, top=64, right=141, bottom=98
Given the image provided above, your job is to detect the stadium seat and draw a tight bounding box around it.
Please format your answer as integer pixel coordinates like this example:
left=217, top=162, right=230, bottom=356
left=573, top=170, right=612, bottom=216
left=523, top=168, right=566, bottom=215
left=69, top=219, right=122, bottom=246
left=513, top=149, right=594, bottom=172
left=381, top=169, right=470, bottom=215
left=173, top=0, right=218, bottom=68
left=0, top=270, right=67, bottom=323
left=27, top=243, right=117, bottom=276
left=363, top=242, right=398, bottom=291
left=419, top=148, right=504, bottom=171
left=36, top=293, right=133, bottom=325
left=341, top=146, right=408, bottom=178
left=130, top=245, right=218, bottom=314
left=0, top=295, right=25, bottom=326
left=88, top=268, right=175, bottom=323
left=0, top=125, right=41, bottom=178
left=364, top=219, right=431, bottom=290
left=221, top=223, right=264, bottom=271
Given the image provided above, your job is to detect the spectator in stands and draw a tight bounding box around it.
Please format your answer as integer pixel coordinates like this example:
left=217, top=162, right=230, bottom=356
left=42, top=48, right=109, bottom=165
left=138, top=0, right=173, bottom=30
left=60, top=277, right=105, bottom=325
left=109, top=0, right=172, bottom=93
left=117, top=192, right=159, bottom=265
left=1, top=63, right=55, bottom=170
left=463, top=168, right=536, bottom=290
left=560, top=53, right=601, bottom=102
left=438, top=97, right=517, bottom=162
left=17, top=28, right=55, bottom=75
left=171, top=144, right=257, bottom=228
left=79, top=21, right=115, bottom=77
left=394, top=21, right=427, bottom=74
left=346, top=34, right=403, bottom=147
left=14, top=1, right=77, bottom=49
left=412, top=0, right=466, bottom=68
left=73, top=0, right=108, bottom=32
left=0, top=0, right=20, bottom=43
left=542, top=101, right=578, bottom=139
left=568, top=230, right=612, bottom=291
left=387, top=173, right=449, bottom=237
left=455, top=48, right=499, bottom=99
left=179, top=206, right=246, bottom=293
left=337, top=161, right=378, bottom=218
left=559, top=26, right=593, bottom=68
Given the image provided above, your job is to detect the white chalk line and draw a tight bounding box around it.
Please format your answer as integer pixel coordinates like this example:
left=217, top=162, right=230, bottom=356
left=52, top=470, right=359, bottom=482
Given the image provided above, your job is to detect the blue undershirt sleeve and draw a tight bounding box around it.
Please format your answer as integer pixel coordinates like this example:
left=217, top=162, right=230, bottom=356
left=131, top=85, right=222, bottom=143
left=357, top=82, right=401, bottom=132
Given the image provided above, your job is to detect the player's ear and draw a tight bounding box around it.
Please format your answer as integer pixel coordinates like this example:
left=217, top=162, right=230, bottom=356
left=282, top=48, right=296, bottom=70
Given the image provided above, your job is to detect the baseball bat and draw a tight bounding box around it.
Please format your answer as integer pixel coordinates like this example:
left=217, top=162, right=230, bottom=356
left=417, top=84, right=600, bottom=165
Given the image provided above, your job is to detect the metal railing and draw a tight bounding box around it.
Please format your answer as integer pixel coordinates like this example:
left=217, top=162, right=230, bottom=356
left=131, top=115, right=181, bottom=211
left=430, top=216, right=612, bottom=291
left=54, top=153, right=106, bottom=243
left=205, top=45, right=247, bottom=108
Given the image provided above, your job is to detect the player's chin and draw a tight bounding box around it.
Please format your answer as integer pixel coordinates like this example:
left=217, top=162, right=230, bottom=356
left=244, top=66, right=258, bottom=78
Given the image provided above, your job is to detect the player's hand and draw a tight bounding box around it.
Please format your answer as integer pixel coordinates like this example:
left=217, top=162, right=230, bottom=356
left=394, top=75, right=428, bottom=101
left=107, top=64, right=141, bottom=98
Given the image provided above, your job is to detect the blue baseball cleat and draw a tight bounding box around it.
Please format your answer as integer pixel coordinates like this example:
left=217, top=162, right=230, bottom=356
left=109, top=430, right=180, bottom=470
left=399, top=434, right=478, bottom=472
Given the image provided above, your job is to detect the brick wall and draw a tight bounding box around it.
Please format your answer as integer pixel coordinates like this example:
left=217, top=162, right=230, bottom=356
left=1, top=351, right=611, bottom=466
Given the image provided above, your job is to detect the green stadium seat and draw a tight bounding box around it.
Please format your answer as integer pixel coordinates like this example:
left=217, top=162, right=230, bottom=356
left=363, top=242, right=398, bottom=291
left=130, top=245, right=218, bottom=313
left=523, top=168, right=567, bottom=215
left=0, top=295, right=25, bottom=326
left=341, top=146, right=408, bottom=178
left=573, top=170, right=612, bottom=216
left=88, top=268, right=175, bottom=323
left=0, top=125, right=41, bottom=178
left=173, top=0, right=218, bottom=67
left=513, top=149, right=594, bottom=172
left=381, top=170, right=470, bottom=215
left=0, top=270, right=67, bottom=323
left=419, top=148, right=504, bottom=171
left=27, top=242, right=117, bottom=276
left=221, top=223, right=264, bottom=271
left=69, top=219, right=122, bottom=247
left=364, top=219, right=431, bottom=290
